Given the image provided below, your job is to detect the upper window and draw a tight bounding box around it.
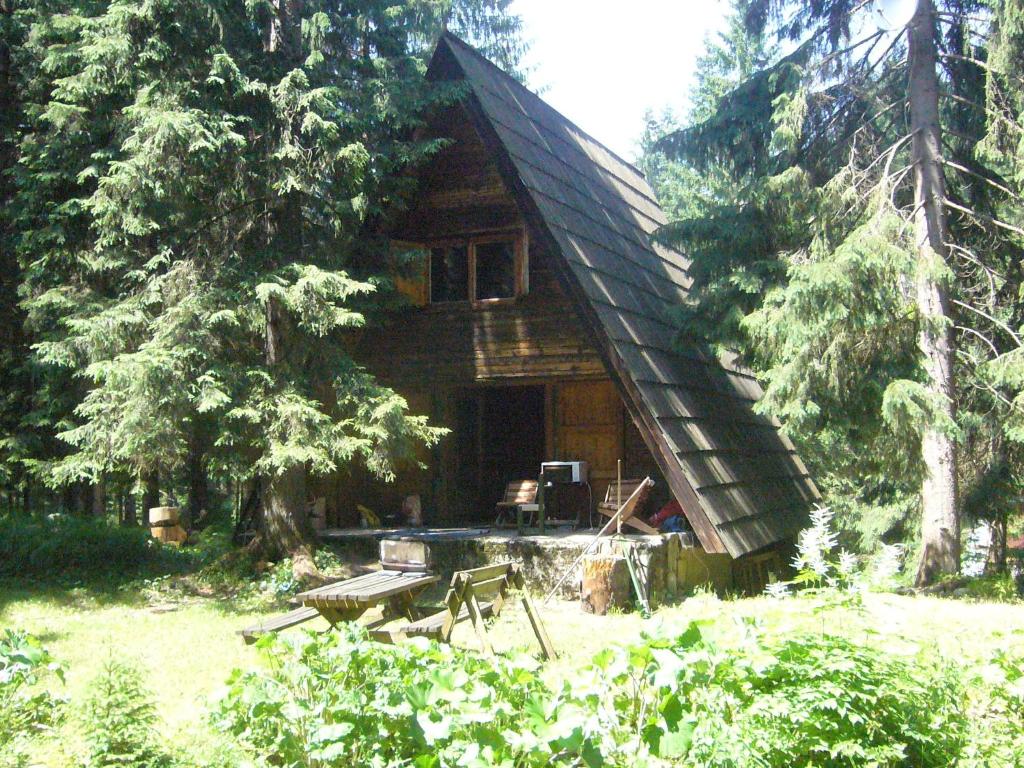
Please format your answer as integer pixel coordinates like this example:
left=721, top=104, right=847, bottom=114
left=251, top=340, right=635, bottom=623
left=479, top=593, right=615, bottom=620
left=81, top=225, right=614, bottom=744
left=430, top=245, right=469, bottom=303
left=427, top=233, right=527, bottom=305
left=475, top=240, right=516, bottom=300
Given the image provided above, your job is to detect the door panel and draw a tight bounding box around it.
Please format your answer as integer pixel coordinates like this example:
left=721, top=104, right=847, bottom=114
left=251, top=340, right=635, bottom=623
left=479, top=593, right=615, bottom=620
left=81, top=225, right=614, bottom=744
left=556, top=380, right=623, bottom=511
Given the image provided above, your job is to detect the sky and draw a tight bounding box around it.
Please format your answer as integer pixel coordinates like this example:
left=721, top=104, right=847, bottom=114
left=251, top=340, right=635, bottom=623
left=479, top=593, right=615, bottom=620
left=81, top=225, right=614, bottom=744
left=509, top=0, right=731, bottom=162
left=507, top=0, right=918, bottom=163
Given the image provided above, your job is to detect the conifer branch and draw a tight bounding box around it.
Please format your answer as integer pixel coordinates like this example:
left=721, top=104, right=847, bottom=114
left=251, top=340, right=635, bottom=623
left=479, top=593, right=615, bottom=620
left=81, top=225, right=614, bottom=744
left=939, top=52, right=1024, bottom=87
left=943, top=197, right=1024, bottom=238
left=952, top=299, right=1023, bottom=347
left=956, top=324, right=1000, bottom=357
left=940, top=157, right=1024, bottom=203
left=939, top=91, right=1024, bottom=132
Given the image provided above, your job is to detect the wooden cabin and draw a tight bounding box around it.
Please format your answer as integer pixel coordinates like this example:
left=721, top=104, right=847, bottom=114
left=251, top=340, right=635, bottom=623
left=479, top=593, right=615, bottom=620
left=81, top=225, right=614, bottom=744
left=331, top=33, right=818, bottom=562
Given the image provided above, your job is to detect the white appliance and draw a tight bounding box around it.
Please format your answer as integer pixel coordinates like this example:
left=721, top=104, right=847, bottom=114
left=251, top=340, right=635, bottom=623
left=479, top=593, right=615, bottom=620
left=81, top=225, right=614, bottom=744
left=540, top=460, right=589, bottom=484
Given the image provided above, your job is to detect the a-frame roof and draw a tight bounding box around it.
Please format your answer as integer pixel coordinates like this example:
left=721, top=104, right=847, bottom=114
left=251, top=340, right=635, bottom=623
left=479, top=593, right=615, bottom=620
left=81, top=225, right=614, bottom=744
left=428, top=33, right=818, bottom=557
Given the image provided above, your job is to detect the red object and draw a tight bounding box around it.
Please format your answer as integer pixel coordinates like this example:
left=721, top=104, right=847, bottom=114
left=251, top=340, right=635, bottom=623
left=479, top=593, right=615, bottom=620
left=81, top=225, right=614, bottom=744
left=649, top=499, right=682, bottom=528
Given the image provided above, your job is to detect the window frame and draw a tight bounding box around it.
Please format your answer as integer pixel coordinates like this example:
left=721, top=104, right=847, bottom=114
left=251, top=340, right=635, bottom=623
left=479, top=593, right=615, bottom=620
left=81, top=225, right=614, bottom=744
left=426, top=229, right=529, bottom=307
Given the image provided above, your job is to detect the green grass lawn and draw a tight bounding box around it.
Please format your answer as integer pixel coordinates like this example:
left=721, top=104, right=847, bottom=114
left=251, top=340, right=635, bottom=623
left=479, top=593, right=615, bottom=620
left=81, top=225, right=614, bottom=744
left=3, top=578, right=1023, bottom=766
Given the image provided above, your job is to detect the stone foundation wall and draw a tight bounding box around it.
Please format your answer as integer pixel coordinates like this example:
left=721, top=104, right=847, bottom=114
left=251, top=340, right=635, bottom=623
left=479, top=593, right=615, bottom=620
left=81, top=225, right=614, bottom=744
left=323, top=529, right=739, bottom=604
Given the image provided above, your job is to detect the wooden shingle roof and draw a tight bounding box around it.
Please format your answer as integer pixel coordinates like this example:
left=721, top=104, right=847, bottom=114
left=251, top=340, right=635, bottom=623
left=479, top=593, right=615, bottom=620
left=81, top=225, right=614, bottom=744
left=429, top=33, right=818, bottom=557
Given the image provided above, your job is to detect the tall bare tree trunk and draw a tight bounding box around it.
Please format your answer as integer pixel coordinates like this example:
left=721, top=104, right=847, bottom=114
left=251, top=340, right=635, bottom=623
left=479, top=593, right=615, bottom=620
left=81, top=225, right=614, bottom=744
left=122, top=491, right=137, bottom=526
left=908, top=0, right=960, bottom=586
left=187, top=423, right=210, bottom=529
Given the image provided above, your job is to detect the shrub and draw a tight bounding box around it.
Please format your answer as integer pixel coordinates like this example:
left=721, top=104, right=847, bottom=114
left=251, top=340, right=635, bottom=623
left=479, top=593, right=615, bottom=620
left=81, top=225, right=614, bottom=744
left=215, top=625, right=609, bottom=767
left=959, top=574, right=1021, bottom=602
left=962, top=642, right=1024, bottom=767
left=79, top=658, right=174, bottom=768
left=0, top=630, right=64, bottom=767
left=0, top=516, right=196, bottom=584
left=216, top=620, right=975, bottom=767
left=586, top=622, right=966, bottom=767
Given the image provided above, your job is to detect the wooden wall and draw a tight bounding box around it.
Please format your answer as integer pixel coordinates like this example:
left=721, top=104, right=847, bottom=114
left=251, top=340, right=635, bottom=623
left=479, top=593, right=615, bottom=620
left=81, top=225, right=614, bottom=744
left=356, top=281, right=606, bottom=387
left=389, top=101, right=521, bottom=242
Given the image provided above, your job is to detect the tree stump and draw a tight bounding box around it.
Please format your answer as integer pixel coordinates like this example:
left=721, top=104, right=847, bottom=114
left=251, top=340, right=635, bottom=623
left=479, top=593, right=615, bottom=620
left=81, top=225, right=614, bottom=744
left=581, top=554, right=630, bottom=615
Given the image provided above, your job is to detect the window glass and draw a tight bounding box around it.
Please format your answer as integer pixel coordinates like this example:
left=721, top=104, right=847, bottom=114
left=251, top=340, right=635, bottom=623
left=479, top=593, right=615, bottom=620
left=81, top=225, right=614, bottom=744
left=474, top=240, right=516, bottom=300
left=430, top=245, right=469, bottom=302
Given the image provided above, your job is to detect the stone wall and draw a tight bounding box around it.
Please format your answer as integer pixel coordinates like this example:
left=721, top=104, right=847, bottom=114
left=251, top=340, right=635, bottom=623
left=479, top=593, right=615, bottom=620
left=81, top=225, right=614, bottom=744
left=322, top=528, right=737, bottom=604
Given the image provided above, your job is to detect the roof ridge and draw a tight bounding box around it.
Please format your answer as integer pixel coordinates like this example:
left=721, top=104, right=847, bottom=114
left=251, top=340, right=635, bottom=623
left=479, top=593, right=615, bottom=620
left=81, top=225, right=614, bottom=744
left=437, top=31, right=648, bottom=180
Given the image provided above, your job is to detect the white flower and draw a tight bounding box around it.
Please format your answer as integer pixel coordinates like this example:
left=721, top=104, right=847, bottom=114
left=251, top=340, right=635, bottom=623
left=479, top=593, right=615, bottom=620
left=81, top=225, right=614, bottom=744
left=764, top=581, right=791, bottom=599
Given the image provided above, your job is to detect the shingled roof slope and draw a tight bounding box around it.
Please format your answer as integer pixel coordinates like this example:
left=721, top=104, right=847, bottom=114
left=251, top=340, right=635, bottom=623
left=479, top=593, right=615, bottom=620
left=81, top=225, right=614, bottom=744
left=429, top=33, right=818, bottom=557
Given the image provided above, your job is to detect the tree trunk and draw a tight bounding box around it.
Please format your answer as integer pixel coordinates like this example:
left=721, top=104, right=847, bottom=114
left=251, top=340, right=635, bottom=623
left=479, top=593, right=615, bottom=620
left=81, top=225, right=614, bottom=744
left=259, top=292, right=318, bottom=580
left=187, top=427, right=209, bottom=529
left=122, top=490, right=137, bottom=526
left=580, top=554, right=631, bottom=615
left=91, top=479, right=107, bottom=519
left=985, top=515, right=1008, bottom=574
left=255, top=0, right=317, bottom=581
left=142, top=471, right=159, bottom=526
left=908, top=0, right=960, bottom=586
left=261, top=465, right=317, bottom=577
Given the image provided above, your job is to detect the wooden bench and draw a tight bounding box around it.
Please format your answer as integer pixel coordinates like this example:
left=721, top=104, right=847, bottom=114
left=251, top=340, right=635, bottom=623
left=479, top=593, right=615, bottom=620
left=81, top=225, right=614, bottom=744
left=240, top=606, right=320, bottom=644
left=375, top=562, right=556, bottom=660
left=597, top=478, right=657, bottom=534
left=494, top=480, right=540, bottom=528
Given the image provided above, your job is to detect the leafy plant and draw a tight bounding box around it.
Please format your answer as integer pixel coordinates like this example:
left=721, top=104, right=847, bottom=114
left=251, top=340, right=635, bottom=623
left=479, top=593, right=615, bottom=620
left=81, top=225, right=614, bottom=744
left=963, top=641, right=1024, bottom=767
left=216, top=616, right=982, bottom=767
left=215, top=624, right=612, bottom=767
left=79, top=657, right=173, bottom=768
left=765, top=506, right=905, bottom=603
left=0, top=630, right=64, bottom=767
left=585, top=621, right=967, bottom=767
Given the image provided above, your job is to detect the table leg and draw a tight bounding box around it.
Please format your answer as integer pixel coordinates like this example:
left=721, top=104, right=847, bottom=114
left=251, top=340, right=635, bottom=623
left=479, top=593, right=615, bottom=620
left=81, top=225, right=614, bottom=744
left=316, top=605, right=362, bottom=628
left=388, top=586, right=428, bottom=622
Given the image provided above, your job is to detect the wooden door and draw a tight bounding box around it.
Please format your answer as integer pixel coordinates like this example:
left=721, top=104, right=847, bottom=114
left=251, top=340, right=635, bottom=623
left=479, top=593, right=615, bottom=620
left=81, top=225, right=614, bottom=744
left=556, top=380, right=624, bottom=512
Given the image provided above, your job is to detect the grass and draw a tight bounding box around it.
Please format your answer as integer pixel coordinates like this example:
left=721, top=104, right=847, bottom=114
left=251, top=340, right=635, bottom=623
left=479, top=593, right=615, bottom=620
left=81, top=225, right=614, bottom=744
left=2, top=575, right=1023, bottom=766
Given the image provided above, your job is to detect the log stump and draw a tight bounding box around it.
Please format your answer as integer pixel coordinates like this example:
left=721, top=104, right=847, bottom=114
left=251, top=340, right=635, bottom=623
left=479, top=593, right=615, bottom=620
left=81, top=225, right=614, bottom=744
left=149, top=506, right=186, bottom=545
left=149, top=506, right=180, bottom=526
left=581, top=554, right=630, bottom=615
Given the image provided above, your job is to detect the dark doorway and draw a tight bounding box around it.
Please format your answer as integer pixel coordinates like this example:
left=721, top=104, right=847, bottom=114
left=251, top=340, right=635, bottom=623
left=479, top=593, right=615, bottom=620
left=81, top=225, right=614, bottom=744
left=451, top=385, right=546, bottom=521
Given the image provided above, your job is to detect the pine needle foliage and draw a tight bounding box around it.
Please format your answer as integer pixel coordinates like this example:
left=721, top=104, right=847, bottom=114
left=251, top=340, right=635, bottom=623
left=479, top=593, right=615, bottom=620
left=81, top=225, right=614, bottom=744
left=4, top=1, right=523, bottom=514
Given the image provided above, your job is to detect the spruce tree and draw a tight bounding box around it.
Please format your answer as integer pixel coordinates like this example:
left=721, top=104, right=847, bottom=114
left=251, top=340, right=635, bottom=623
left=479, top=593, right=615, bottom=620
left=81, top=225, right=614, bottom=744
left=655, top=0, right=1024, bottom=584
left=8, top=1, right=523, bottom=573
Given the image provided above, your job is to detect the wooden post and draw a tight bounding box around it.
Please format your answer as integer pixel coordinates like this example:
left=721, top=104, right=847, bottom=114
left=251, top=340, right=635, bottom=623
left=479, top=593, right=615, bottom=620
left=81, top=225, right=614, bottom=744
left=616, top=459, right=622, bottom=535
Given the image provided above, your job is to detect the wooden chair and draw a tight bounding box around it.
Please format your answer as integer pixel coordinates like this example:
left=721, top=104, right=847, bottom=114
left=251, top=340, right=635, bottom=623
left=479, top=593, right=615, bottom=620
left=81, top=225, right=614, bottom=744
left=494, top=480, right=540, bottom=528
left=376, top=562, right=556, bottom=660
left=597, top=478, right=657, bottom=534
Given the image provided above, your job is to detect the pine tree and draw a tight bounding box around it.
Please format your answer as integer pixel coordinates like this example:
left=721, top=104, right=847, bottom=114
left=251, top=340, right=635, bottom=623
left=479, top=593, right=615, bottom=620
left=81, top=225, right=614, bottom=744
left=655, top=0, right=1024, bottom=584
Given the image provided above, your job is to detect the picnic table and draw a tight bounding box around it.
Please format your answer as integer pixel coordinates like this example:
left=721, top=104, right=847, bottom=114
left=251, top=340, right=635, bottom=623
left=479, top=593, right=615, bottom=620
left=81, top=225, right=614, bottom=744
left=241, top=569, right=439, bottom=644
left=296, top=570, right=440, bottom=625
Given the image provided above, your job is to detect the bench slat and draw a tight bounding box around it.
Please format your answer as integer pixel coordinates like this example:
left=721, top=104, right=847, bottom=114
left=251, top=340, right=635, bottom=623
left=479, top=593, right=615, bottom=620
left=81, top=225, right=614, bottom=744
left=240, top=607, right=320, bottom=644
left=402, top=601, right=494, bottom=637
